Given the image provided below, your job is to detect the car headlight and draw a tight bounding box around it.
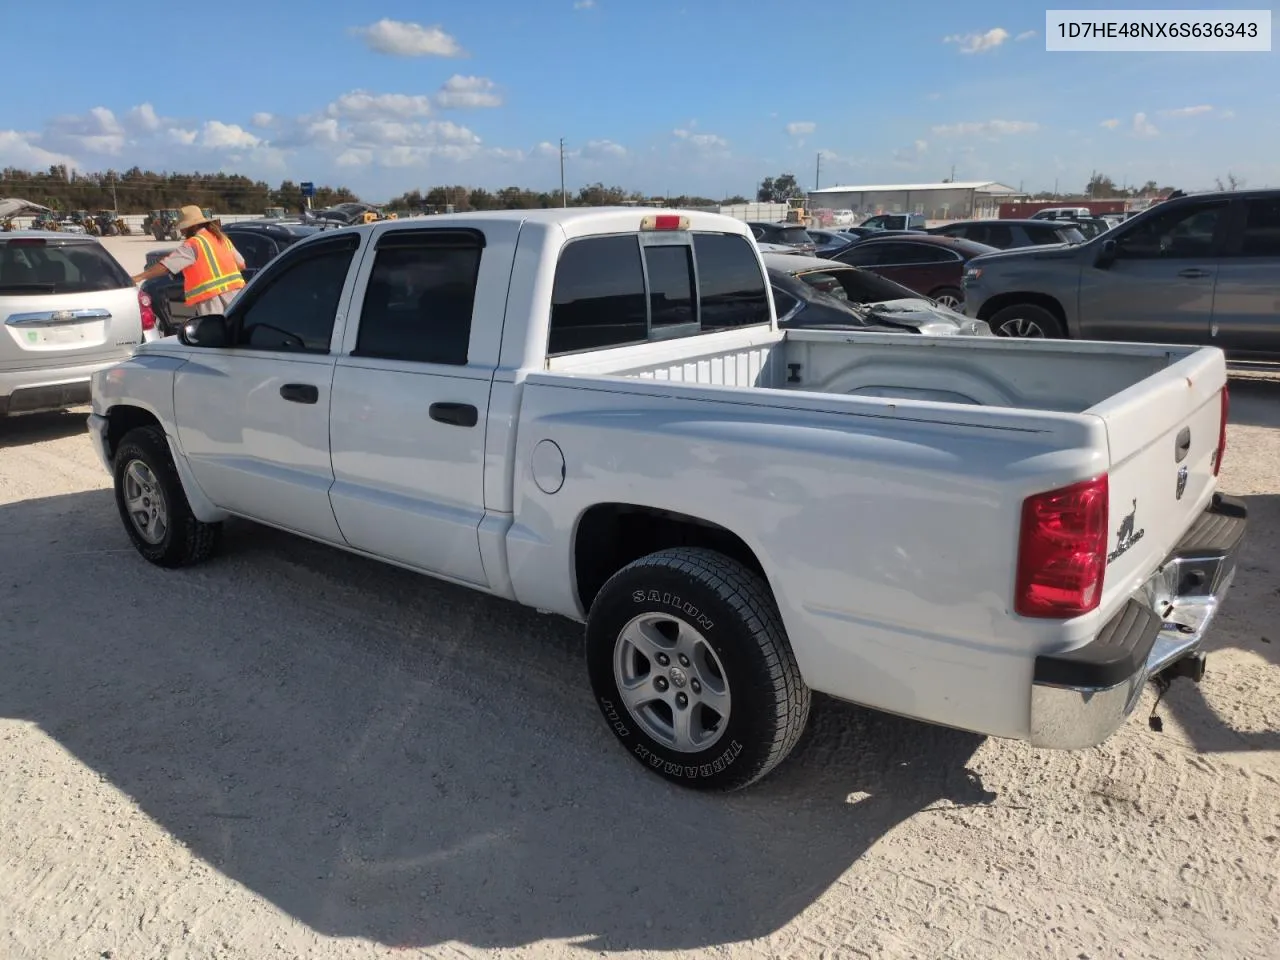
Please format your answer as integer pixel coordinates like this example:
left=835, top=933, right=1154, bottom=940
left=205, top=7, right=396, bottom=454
left=962, top=266, right=983, bottom=285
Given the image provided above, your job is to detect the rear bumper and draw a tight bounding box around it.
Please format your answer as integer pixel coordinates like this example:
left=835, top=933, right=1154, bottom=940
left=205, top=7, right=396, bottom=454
left=0, top=357, right=125, bottom=417
left=1029, top=492, right=1248, bottom=749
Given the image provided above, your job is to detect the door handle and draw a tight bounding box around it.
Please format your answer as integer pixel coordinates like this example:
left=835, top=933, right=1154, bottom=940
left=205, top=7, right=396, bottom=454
left=1174, top=426, right=1191, bottom=463
left=429, top=402, right=479, bottom=427
left=1177, top=268, right=1210, bottom=279
left=279, top=383, right=319, bottom=404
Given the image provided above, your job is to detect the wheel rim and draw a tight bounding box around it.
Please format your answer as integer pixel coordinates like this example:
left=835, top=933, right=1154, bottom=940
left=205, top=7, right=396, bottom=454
left=122, top=459, right=169, bottom=545
left=934, top=293, right=962, bottom=309
left=996, top=316, right=1046, bottom=338
left=613, top=612, right=731, bottom=754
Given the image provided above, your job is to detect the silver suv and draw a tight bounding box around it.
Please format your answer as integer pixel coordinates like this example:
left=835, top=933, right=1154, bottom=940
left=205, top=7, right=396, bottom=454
left=1, top=232, right=154, bottom=417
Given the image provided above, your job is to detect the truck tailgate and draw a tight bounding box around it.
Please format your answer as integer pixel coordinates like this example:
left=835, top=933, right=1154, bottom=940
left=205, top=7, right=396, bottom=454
left=1089, top=346, right=1228, bottom=611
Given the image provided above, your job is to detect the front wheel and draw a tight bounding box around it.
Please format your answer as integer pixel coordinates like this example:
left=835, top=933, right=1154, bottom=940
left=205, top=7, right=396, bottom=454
left=112, top=425, right=222, bottom=567
left=930, top=287, right=964, bottom=310
left=989, top=303, right=1066, bottom=339
left=586, top=547, right=811, bottom=791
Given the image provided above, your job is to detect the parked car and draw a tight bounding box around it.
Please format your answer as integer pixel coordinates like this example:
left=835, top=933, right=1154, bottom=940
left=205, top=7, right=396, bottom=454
left=1030, top=206, right=1093, bottom=221
left=827, top=233, right=997, bottom=308
left=90, top=207, right=1244, bottom=792
left=764, top=252, right=991, bottom=336
left=1061, top=217, right=1112, bottom=239
left=804, top=228, right=858, bottom=256
left=142, top=219, right=326, bottom=335
left=928, top=219, right=1085, bottom=249
left=861, top=212, right=927, bottom=231
left=744, top=221, right=816, bottom=253
left=0, top=231, right=154, bottom=417
left=962, top=188, right=1280, bottom=357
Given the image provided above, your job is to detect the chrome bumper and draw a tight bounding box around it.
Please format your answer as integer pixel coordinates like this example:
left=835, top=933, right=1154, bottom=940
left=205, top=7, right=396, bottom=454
left=1030, top=493, right=1248, bottom=749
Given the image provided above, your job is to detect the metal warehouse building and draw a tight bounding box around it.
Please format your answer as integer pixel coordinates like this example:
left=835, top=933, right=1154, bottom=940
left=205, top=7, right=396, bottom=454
left=808, top=181, right=1023, bottom=221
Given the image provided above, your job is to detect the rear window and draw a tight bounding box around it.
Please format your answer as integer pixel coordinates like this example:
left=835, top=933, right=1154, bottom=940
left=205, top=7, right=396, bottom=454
left=0, top=240, right=131, bottom=294
left=1053, top=227, right=1086, bottom=244
left=795, top=267, right=918, bottom=304
left=778, top=227, right=813, bottom=245
left=548, top=231, right=770, bottom=356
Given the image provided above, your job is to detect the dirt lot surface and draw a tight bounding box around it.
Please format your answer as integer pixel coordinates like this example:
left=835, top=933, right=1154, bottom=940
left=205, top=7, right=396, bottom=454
left=2, top=373, right=1278, bottom=959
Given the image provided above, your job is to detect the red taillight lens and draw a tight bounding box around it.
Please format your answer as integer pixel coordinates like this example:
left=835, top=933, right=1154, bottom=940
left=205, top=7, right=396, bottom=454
left=138, top=289, right=156, bottom=331
left=1214, top=385, right=1229, bottom=476
left=1015, top=474, right=1110, bottom=619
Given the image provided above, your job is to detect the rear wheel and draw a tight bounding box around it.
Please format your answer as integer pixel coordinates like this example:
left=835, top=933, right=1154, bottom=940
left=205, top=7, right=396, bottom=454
left=989, top=303, right=1066, bottom=339
left=586, top=547, right=811, bottom=791
left=930, top=287, right=964, bottom=310
left=113, top=425, right=222, bottom=567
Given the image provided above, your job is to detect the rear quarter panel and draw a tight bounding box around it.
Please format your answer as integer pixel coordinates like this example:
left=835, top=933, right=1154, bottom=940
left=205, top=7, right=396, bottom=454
left=505, top=375, right=1113, bottom=739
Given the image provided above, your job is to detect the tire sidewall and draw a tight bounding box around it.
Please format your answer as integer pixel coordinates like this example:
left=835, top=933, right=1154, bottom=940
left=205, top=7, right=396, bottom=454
left=586, top=560, right=780, bottom=789
left=112, top=432, right=182, bottom=563
left=992, top=304, right=1065, bottom=338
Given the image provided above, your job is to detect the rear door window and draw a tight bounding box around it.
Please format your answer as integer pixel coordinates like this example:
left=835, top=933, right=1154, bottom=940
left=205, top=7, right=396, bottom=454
left=549, top=236, right=648, bottom=354
left=226, top=232, right=276, bottom=271
left=0, top=240, right=131, bottom=293
left=1237, top=198, right=1280, bottom=256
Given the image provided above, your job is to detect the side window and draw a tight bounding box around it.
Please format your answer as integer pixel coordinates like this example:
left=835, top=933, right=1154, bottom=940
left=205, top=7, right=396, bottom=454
left=233, top=239, right=358, bottom=353
left=692, top=232, right=771, bottom=330
left=771, top=287, right=800, bottom=318
left=952, top=225, right=980, bottom=243
left=985, top=224, right=1014, bottom=248
left=354, top=232, right=482, bottom=365
left=643, top=244, right=696, bottom=329
left=1238, top=199, right=1280, bottom=257
left=549, top=236, right=647, bottom=355
left=226, top=232, right=273, bottom=270
left=875, top=242, right=954, bottom=264
left=834, top=243, right=884, bottom=266
left=1114, top=202, right=1226, bottom=259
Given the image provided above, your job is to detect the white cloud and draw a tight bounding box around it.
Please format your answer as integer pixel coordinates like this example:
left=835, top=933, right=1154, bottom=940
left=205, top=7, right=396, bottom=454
left=434, top=75, right=502, bottom=109
left=0, top=130, right=78, bottom=170
left=1015, top=30, right=1037, bottom=41
left=786, top=121, right=816, bottom=136
left=46, top=107, right=126, bottom=155
left=126, top=103, right=161, bottom=133
left=305, top=117, right=347, bottom=145
left=335, top=148, right=373, bottom=168
left=673, top=128, right=729, bottom=149
left=349, top=19, right=465, bottom=57
left=327, top=90, right=435, bottom=119
left=892, top=139, right=929, bottom=163
left=201, top=120, right=261, bottom=149
left=574, top=0, right=596, bottom=8
left=1160, top=105, right=1213, bottom=117
left=251, top=112, right=275, bottom=128
left=931, top=119, right=1040, bottom=136
left=943, top=27, right=1010, bottom=54
left=167, top=128, right=198, bottom=145
left=1100, top=118, right=1121, bottom=129
left=1132, top=112, right=1159, bottom=137
left=533, top=141, right=561, bottom=158
left=1221, top=109, right=1236, bottom=119
left=581, top=139, right=626, bottom=159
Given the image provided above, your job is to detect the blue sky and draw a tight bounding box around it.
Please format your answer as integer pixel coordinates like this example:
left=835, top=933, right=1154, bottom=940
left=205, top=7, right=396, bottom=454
left=1, top=1, right=1274, bottom=200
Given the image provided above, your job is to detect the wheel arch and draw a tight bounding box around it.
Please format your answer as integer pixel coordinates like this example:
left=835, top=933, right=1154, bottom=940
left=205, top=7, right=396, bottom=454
left=974, top=291, right=1068, bottom=327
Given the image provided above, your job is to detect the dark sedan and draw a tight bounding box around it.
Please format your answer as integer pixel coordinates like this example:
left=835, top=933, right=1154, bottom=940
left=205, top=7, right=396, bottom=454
left=826, top=234, right=997, bottom=309
left=804, top=228, right=858, bottom=256
left=142, top=219, right=327, bottom=334
left=927, top=218, right=1085, bottom=249
left=763, top=253, right=991, bottom=337
left=745, top=221, right=817, bottom=254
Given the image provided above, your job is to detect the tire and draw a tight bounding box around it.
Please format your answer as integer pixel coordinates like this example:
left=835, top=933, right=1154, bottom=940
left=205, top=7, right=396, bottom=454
left=930, top=286, right=964, bottom=310
left=586, top=547, right=811, bottom=791
left=112, top=425, right=222, bottom=567
left=989, top=303, right=1066, bottom=339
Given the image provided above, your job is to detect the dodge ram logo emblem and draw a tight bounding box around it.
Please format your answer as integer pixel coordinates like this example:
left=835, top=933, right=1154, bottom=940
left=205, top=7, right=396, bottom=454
left=1107, top=499, right=1146, bottom=564
left=1175, top=465, right=1189, bottom=501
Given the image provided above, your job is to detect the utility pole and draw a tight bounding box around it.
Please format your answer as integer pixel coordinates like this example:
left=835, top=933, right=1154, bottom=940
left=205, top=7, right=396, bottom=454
left=815, top=152, right=822, bottom=191
left=950, top=163, right=955, bottom=182
left=110, top=172, right=117, bottom=210
left=559, top=138, right=567, bottom=208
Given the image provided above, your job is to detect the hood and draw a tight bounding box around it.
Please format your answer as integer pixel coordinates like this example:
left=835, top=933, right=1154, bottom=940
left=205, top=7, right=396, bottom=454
left=968, top=241, right=1084, bottom=266
left=861, top=297, right=993, bottom=337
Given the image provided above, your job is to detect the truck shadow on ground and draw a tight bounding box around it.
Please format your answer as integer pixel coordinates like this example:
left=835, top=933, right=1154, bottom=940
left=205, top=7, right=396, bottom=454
left=1226, top=372, right=1280, bottom=429
left=0, top=409, right=91, bottom=448
left=0, top=488, right=996, bottom=953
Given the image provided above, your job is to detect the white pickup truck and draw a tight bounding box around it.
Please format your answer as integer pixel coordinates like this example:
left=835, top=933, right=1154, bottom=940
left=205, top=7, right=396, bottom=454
left=88, top=208, right=1248, bottom=791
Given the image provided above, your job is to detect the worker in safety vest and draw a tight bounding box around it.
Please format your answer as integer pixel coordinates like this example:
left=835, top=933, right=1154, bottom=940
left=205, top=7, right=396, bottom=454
left=130, top=205, right=246, bottom=316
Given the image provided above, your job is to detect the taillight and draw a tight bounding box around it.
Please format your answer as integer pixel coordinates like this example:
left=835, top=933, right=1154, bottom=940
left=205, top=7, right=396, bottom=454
left=1015, top=474, right=1109, bottom=618
left=138, top=289, right=156, bottom=331
left=1214, top=385, right=1229, bottom=476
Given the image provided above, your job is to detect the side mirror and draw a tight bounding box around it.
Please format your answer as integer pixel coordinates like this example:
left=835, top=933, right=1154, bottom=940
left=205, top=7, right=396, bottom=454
left=179, top=314, right=230, bottom=348
left=1095, top=238, right=1117, bottom=269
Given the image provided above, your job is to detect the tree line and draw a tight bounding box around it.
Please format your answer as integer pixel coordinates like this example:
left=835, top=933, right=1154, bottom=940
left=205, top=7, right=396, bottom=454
left=384, top=183, right=746, bottom=212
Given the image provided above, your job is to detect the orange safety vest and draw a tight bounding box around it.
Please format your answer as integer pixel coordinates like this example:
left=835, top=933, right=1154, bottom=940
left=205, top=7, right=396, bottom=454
left=182, top=228, right=245, bottom=305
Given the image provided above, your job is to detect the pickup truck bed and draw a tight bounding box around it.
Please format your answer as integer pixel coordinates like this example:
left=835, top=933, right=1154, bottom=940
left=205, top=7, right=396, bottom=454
left=88, top=207, right=1246, bottom=791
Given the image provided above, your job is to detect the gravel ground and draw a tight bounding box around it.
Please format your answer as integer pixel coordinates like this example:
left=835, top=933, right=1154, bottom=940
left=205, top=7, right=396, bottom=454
left=1, top=321, right=1278, bottom=957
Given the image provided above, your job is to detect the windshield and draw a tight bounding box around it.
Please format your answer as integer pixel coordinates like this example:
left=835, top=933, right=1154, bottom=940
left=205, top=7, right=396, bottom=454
left=795, top=266, right=921, bottom=304
left=0, top=239, right=132, bottom=294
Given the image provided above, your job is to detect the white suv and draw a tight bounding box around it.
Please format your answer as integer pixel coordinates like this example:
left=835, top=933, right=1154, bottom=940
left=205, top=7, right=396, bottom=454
left=0, top=232, right=157, bottom=417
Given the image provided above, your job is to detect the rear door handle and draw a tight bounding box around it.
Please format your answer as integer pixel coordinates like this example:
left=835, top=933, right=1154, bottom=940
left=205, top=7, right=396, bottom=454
left=429, top=402, right=478, bottom=427
left=279, top=383, right=319, bottom=404
left=1177, top=268, right=1210, bottom=279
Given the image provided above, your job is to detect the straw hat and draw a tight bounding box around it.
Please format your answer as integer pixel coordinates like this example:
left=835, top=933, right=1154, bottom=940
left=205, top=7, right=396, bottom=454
left=175, top=205, right=214, bottom=232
